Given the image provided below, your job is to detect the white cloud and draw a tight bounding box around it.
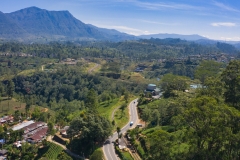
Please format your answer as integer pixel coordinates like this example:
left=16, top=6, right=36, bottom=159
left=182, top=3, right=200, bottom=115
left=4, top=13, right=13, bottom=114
left=139, top=20, right=180, bottom=26
left=134, top=1, right=203, bottom=11
left=95, top=24, right=153, bottom=35
left=211, top=22, right=236, bottom=27
left=213, top=1, right=240, bottom=12
left=219, top=37, right=240, bottom=41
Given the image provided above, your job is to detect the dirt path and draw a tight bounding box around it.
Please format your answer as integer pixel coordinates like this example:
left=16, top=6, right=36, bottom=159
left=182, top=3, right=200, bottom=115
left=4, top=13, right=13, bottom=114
left=88, top=63, right=99, bottom=73
left=111, top=106, right=120, bottom=120
left=47, top=136, right=83, bottom=159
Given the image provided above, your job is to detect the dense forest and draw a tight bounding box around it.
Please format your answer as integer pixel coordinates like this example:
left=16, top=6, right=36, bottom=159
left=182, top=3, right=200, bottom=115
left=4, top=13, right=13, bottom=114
left=131, top=60, right=240, bottom=160
left=0, top=38, right=239, bottom=61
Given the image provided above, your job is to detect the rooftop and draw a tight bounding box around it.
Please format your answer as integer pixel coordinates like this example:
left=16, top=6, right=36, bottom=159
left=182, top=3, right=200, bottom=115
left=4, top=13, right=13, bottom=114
left=148, top=84, right=156, bottom=86
left=12, top=120, right=35, bottom=131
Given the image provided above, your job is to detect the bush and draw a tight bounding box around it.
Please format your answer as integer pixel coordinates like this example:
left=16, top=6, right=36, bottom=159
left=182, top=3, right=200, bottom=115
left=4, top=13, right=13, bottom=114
left=137, top=145, right=145, bottom=158
left=90, top=148, right=104, bottom=160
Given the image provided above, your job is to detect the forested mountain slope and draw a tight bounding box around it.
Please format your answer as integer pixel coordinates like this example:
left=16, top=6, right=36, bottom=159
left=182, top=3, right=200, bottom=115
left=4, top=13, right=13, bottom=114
left=0, top=7, right=135, bottom=41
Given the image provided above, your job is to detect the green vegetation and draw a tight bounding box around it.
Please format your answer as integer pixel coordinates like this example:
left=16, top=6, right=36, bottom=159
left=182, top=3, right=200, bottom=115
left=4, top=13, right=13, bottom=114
left=0, top=40, right=240, bottom=159
left=129, top=60, right=240, bottom=159
left=122, top=151, right=134, bottom=160
left=89, top=148, right=104, bottom=160
left=42, top=142, right=63, bottom=159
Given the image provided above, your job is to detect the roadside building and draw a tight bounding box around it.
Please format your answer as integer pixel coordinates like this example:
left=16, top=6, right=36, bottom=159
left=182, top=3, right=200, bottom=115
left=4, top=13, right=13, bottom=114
left=145, top=84, right=161, bottom=96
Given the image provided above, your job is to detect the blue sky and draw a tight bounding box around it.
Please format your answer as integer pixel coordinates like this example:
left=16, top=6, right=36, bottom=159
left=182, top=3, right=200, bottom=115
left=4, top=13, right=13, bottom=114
left=1, top=0, right=240, bottom=41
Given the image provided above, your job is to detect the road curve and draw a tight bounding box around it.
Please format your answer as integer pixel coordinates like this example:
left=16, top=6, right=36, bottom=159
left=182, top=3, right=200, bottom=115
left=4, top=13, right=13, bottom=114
left=103, top=98, right=139, bottom=160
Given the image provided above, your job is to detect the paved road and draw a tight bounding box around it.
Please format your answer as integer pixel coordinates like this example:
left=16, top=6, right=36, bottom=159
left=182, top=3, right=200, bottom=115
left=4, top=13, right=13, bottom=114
left=103, top=98, right=139, bottom=160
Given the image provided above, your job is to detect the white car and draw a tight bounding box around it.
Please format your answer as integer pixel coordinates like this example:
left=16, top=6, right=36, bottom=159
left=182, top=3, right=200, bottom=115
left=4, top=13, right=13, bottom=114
left=130, top=121, right=133, bottom=126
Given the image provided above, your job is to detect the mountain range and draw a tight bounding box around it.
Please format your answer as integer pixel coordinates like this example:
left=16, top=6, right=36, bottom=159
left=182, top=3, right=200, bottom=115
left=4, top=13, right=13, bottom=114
left=0, top=7, right=136, bottom=42
left=0, top=6, right=239, bottom=48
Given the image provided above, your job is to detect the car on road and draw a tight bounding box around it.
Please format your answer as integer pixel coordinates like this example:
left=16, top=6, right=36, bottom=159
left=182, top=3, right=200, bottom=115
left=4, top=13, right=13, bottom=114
left=104, top=139, right=110, bottom=144
left=130, top=121, right=133, bottom=126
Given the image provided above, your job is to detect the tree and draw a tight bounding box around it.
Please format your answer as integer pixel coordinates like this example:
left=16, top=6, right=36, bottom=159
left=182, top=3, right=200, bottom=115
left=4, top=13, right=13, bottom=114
left=141, top=107, right=151, bottom=126
left=221, top=60, right=240, bottom=109
left=197, top=77, right=224, bottom=102
left=112, top=120, right=115, bottom=126
left=117, top=127, right=121, bottom=139
left=149, top=130, right=172, bottom=159
left=124, top=91, right=129, bottom=103
left=57, top=151, right=72, bottom=160
left=6, top=80, right=14, bottom=99
left=151, top=109, right=160, bottom=126
left=14, top=110, right=20, bottom=121
left=25, top=103, right=31, bottom=118
left=120, top=103, right=127, bottom=113
left=31, top=107, right=41, bottom=120
left=68, top=113, right=112, bottom=156
left=90, top=149, right=104, bottom=160
left=85, top=89, right=98, bottom=109
left=195, top=60, right=222, bottom=84
left=160, top=74, right=188, bottom=98
left=178, top=96, right=240, bottom=159
left=47, top=122, right=55, bottom=135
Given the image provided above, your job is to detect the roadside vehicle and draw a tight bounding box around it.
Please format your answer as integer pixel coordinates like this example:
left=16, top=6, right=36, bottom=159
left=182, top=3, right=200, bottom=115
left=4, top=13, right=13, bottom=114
left=130, top=121, right=133, bottom=126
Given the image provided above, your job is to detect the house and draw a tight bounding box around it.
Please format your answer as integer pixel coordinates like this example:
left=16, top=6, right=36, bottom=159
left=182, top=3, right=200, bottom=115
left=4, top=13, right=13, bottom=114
left=22, top=121, right=46, bottom=134
left=145, top=84, right=161, bottom=96
left=60, top=126, right=69, bottom=138
left=0, top=156, right=6, bottom=160
left=0, top=150, right=7, bottom=157
left=0, top=116, right=14, bottom=124
left=12, top=120, right=35, bottom=131
left=27, top=126, right=48, bottom=143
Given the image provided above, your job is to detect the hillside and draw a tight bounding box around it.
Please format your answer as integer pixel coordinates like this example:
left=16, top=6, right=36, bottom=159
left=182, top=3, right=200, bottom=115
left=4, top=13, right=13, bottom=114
left=139, top=33, right=208, bottom=41
left=1, top=7, right=135, bottom=42
left=0, top=11, right=29, bottom=39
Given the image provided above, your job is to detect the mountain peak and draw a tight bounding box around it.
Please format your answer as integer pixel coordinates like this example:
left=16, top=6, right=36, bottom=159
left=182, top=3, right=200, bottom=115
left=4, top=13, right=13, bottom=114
left=0, top=7, right=135, bottom=42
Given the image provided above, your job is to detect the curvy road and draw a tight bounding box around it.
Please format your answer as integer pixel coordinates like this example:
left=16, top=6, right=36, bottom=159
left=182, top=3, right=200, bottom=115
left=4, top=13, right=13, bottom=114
left=103, top=98, right=139, bottom=160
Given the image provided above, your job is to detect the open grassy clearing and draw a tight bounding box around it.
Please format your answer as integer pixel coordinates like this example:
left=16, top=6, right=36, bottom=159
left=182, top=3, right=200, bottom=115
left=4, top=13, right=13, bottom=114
left=0, top=98, right=54, bottom=117
left=17, top=69, right=36, bottom=76
left=98, top=96, right=136, bottom=129
left=97, top=98, right=123, bottom=120
left=114, top=105, right=129, bottom=129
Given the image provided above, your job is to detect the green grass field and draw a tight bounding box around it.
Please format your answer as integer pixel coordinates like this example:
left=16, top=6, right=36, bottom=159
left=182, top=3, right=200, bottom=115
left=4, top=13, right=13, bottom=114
left=122, top=151, right=134, bottom=160
left=97, top=98, right=122, bottom=119
left=0, top=98, right=55, bottom=117
left=98, top=96, right=136, bottom=130
left=114, top=105, right=129, bottom=129
left=0, top=98, right=26, bottom=116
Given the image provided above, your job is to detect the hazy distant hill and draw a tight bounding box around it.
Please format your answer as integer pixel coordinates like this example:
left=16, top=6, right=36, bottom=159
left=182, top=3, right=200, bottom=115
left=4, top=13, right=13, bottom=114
left=233, top=43, right=240, bottom=50
left=0, top=6, right=239, bottom=44
left=0, top=11, right=29, bottom=39
left=139, top=33, right=208, bottom=41
left=0, top=7, right=135, bottom=41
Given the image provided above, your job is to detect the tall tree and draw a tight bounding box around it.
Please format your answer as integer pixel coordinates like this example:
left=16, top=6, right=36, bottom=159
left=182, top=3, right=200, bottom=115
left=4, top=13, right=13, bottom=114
left=179, top=96, right=240, bottom=159
left=85, top=89, right=98, bottom=109
left=141, top=107, right=151, bottom=126
left=195, top=60, right=223, bottom=84
left=6, top=80, right=14, bottom=99
left=221, top=60, right=240, bottom=109
left=68, top=113, right=112, bottom=155
left=117, top=127, right=121, bottom=139
left=148, top=130, right=172, bottom=159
